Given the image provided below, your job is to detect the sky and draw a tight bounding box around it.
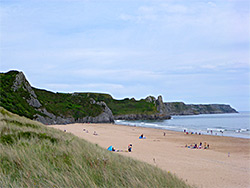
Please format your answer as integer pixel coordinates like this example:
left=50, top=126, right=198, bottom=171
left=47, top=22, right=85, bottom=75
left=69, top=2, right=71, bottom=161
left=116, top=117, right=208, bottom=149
left=0, top=0, right=249, bottom=111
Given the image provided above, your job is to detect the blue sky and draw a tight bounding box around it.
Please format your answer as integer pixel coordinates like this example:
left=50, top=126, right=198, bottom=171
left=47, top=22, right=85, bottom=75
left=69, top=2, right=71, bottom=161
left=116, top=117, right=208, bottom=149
left=1, top=0, right=249, bottom=111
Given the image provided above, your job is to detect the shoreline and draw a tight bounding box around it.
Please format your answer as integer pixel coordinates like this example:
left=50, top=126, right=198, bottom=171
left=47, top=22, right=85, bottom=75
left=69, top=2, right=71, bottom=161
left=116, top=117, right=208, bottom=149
left=114, top=111, right=250, bottom=139
left=50, top=123, right=250, bottom=188
left=115, top=122, right=250, bottom=140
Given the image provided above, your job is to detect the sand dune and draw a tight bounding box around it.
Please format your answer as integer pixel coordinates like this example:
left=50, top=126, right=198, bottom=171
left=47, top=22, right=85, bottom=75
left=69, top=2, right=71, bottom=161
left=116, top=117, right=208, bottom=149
left=50, top=123, right=250, bottom=188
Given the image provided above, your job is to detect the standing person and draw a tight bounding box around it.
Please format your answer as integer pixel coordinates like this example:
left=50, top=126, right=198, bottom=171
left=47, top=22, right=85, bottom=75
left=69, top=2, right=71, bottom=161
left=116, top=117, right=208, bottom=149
left=128, top=144, right=132, bottom=152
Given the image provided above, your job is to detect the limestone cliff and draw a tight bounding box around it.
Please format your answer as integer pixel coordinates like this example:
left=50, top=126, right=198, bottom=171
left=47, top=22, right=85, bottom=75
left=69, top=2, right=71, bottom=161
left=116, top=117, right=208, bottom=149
left=164, top=102, right=238, bottom=115
left=1, top=71, right=114, bottom=124
left=0, top=70, right=238, bottom=124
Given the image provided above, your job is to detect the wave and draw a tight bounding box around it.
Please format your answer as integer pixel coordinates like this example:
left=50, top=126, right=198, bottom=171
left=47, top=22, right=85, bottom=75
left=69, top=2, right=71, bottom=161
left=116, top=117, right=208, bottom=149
left=207, top=128, right=225, bottom=132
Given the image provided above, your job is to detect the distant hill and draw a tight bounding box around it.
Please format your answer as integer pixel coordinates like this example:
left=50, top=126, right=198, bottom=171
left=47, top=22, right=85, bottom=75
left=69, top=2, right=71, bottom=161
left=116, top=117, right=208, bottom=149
left=0, top=107, right=192, bottom=187
left=0, top=70, right=237, bottom=124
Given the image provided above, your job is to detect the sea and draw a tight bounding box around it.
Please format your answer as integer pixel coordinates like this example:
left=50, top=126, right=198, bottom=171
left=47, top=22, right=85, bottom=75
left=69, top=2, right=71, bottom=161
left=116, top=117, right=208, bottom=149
left=115, top=112, right=250, bottom=139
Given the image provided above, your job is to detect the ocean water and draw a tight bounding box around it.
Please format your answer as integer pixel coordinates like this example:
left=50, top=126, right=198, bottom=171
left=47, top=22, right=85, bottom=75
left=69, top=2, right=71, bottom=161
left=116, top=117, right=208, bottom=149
left=115, top=112, right=250, bottom=139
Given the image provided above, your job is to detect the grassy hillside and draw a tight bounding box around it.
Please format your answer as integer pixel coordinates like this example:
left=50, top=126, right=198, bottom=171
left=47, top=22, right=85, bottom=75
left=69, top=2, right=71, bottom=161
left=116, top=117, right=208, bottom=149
left=0, top=71, right=105, bottom=120
left=34, top=89, right=103, bottom=119
left=0, top=71, right=39, bottom=119
left=76, top=93, right=158, bottom=115
left=0, top=71, right=158, bottom=122
left=0, top=107, right=192, bottom=188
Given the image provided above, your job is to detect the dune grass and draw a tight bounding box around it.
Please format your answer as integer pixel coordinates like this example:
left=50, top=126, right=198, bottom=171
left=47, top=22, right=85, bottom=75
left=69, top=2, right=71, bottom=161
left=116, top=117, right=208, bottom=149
left=0, top=107, right=192, bottom=188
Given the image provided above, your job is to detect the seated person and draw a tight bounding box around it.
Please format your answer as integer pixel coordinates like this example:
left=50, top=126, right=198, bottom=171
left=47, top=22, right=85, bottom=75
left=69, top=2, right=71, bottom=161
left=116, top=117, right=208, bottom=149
left=128, top=144, right=132, bottom=152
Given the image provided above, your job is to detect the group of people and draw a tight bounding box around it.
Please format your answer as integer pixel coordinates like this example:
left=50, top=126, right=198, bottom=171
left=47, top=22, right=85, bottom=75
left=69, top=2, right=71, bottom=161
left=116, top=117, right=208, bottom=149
left=185, top=142, right=210, bottom=149
left=184, top=129, right=202, bottom=135
left=109, top=144, right=133, bottom=152
left=82, top=128, right=98, bottom=136
left=108, top=133, right=147, bottom=152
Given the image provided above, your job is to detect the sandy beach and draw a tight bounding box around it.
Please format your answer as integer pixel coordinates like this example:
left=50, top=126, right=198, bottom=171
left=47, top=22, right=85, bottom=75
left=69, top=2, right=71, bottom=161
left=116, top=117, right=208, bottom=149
left=50, top=123, right=250, bottom=188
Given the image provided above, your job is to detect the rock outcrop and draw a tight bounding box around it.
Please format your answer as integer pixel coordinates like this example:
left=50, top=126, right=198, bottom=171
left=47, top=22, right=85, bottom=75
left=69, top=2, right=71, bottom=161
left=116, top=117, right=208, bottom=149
left=164, top=102, right=238, bottom=115
left=114, top=95, right=171, bottom=120
left=12, top=72, right=42, bottom=108
left=9, top=71, right=114, bottom=125
left=35, top=102, right=114, bottom=125
left=1, top=70, right=238, bottom=125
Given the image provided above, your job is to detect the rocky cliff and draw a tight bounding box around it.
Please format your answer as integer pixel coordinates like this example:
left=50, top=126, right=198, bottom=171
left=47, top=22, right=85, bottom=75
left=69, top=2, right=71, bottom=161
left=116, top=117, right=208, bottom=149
left=164, top=102, right=238, bottom=115
left=0, top=71, right=114, bottom=124
left=113, top=95, right=171, bottom=120
left=0, top=70, right=238, bottom=125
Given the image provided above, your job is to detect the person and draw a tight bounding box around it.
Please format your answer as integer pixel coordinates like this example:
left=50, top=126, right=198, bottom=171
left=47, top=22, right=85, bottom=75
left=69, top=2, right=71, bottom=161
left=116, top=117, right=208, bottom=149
left=139, top=134, right=144, bottom=139
left=112, top=146, right=116, bottom=151
left=128, top=144, right=132, bottom=152
left=204, top=142, right=207, bottom=149
left=163, top=132, right=166, bottom=136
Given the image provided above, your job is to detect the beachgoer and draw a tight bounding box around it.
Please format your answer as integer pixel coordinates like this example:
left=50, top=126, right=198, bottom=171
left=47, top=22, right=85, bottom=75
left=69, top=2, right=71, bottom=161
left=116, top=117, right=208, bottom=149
left=204, top=142, right=207, bottom=149
left=163, top=132, right=166, bottom=136
left=207, top=144, right=210, bottom=149
left=128, top=144, right=132, bottom=152
left=112, top=147, right=115, bottom=151
left=139, top=134, right=144, bottom=139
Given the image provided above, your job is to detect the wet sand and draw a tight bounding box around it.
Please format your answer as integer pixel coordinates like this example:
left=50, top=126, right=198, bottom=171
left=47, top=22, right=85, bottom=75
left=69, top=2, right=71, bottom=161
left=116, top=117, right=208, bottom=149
left=50, top=123, right=250, bottom=188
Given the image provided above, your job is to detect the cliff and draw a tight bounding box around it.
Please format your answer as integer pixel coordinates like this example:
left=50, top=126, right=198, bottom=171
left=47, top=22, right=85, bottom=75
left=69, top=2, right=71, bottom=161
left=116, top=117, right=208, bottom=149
left=0, top=70, right=238, bottom=124
left=113, top=95, right=171, bottom=120
left=0, top=71, right=114, bottom=124
left=164, top=102, right=238, bottom=115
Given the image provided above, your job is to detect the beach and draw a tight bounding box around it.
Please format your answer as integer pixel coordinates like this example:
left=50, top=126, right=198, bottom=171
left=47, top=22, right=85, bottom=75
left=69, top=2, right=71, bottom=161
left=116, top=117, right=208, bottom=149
left=50, top=123, right=250, bottom=188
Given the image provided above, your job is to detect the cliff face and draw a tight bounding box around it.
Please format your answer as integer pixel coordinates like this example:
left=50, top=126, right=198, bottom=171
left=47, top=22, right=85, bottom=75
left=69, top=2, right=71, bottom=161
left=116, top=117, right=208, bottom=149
left=113, top=95, right=171, bottom=120
left=164, top=102, right=238, bottom=115
left=0, top=70, right=238, bottom=124
left=1, top=71, right=114, bottom=124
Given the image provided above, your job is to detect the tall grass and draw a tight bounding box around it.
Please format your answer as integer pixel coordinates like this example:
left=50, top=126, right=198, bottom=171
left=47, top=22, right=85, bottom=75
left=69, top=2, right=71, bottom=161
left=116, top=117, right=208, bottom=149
left=0, top=107, right=192, bottom=188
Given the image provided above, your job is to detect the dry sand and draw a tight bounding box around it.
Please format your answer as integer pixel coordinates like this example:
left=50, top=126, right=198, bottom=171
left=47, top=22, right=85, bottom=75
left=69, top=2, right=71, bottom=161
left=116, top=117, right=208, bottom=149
left=50, top=123, right=250, bottom=188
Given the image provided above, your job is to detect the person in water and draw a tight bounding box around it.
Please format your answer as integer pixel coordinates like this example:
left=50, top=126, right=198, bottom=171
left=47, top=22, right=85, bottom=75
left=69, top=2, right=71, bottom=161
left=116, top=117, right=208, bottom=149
left=128, top=144, right=132, bottom=152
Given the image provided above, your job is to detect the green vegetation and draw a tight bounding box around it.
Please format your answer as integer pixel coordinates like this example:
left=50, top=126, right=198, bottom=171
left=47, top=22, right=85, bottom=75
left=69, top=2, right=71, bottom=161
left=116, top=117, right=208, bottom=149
left=106, top=98, right=157, bottom=115
left=34, top=89, right=103, bottom=119
left=0, top=71, right=158, bottom=121
left=0, top=71, right=38, bottom=119
left=0, top=107, right=192, bottom=188
left=70, top=93, right=158, bottom=115
left=0, top=71, right=105, bottom=120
